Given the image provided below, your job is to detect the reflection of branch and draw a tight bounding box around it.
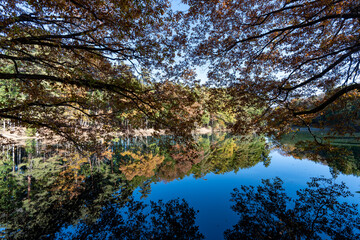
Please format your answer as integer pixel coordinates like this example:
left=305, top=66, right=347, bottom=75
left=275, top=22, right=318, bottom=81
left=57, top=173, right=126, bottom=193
left=310, top=202, right=326, bottom=236
left=226, top=177, right=360, bottom=239
left=286, top=105, right=323, bottom=145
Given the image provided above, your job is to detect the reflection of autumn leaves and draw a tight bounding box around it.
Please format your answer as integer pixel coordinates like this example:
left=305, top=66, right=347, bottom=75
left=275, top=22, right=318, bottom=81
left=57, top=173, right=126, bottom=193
left=51, top=150, right=115, bottom=200
left=119, top=151, right=164, bottom=180
left=101, top=149, right=114, bottom=160
left=158, top=144, right=204, bottom=182
left=52, top=153, right=88, bottom=199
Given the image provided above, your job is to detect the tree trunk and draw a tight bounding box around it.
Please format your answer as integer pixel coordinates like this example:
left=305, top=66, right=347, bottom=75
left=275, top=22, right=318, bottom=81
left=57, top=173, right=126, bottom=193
left=27, top=175, right=31, bottom=200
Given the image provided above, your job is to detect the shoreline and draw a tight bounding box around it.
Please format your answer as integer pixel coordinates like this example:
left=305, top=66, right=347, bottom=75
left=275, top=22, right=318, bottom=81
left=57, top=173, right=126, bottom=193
left=0, top=127, right=227, bottom=145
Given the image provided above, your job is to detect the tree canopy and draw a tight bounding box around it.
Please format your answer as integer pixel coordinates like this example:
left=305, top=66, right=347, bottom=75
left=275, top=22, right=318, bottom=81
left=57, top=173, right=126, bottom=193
left=1, top=0, right=359, bottom=146
left=181, top=0, right=360, bottom=135
left=0, top=0, right=200, bottom=148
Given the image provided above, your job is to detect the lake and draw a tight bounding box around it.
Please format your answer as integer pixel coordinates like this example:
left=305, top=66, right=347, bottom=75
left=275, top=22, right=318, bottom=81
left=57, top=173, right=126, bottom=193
left=1, top=131, right=359, bottom=239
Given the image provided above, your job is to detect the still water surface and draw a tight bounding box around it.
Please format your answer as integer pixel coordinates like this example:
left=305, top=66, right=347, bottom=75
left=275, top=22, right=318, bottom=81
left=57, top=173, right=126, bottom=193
left=1, top=132, right=359, bottom=239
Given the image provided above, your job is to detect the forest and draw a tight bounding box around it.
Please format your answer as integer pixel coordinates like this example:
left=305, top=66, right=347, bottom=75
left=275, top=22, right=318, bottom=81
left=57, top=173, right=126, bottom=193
left=0, top=0, right=358, bottom=148
left=0, top=0, right=360, bottom=239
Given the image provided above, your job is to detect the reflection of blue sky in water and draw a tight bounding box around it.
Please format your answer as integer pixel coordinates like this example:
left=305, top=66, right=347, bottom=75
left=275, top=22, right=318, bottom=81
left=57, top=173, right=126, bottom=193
left=137, top=150, right=359, bottom=240
left=2, top=133, right=360, bottom=239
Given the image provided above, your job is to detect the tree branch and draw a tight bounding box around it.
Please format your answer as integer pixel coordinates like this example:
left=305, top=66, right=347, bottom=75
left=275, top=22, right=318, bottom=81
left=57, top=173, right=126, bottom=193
left=226, top=13, right=360, bottom=52
left=281, top=46, right=360, bottom=91
left=294, top=83, right=360, bottom=116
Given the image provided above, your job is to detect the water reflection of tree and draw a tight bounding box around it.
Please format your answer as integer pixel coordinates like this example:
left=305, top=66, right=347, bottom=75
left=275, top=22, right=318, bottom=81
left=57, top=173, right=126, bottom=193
left=190, top=134, right=270, bottom=179
left=275, top=132, right=360, bottom=176
left=0, top=133, right=270, bottom=238
left=113, top=134, right=270, bottom=182
left=156, top=142, right=204, bottom=182
left=0, top=149, right=203, bottom=239
left=58, top=198, right=204, bottom=240
left=0, top=154, right=132, bottom=239
left=225, top=177, right=360, bottom=240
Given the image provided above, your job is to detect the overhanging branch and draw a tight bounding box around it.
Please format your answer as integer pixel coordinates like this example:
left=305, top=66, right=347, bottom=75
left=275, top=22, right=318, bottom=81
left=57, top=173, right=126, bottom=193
left=294, top=83, right=360, bottom=116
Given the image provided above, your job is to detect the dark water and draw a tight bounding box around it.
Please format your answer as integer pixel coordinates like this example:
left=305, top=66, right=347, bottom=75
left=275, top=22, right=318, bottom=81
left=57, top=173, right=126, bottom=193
left=1, top=132, right=360, bottom=239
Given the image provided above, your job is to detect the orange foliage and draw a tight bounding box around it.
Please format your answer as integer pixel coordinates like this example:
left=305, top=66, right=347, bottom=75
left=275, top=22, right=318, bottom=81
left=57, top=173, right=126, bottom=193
left=119, top=151, right=165, bottom=180
left=52, top=153, right=88, bottom=199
